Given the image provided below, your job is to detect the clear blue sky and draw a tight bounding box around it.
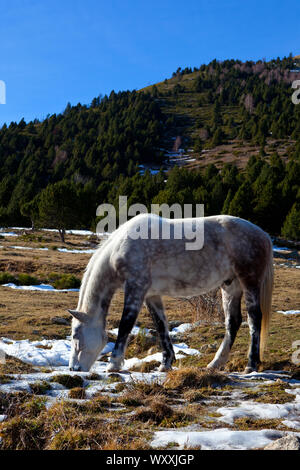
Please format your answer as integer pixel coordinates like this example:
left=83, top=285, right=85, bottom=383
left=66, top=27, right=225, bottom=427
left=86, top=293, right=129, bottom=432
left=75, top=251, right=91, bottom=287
left=0, top=0, right=299, bottom=126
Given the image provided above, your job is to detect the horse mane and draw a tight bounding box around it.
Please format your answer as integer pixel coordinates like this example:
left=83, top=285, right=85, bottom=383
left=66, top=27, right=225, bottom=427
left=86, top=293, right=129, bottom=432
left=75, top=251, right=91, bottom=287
left=76, top=233, right=112, bottom=312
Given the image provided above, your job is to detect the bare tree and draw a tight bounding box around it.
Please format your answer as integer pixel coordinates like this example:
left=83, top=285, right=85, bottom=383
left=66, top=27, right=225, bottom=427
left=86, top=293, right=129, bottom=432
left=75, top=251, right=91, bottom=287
left=244, top=93, right=254, bottom=114
left=173, top=136, right=182, bottom=152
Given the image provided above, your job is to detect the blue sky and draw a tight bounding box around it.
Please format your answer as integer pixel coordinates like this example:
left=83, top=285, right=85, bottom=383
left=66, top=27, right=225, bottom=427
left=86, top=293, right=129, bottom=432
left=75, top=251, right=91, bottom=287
left=0, top=0, right=299, bottom=126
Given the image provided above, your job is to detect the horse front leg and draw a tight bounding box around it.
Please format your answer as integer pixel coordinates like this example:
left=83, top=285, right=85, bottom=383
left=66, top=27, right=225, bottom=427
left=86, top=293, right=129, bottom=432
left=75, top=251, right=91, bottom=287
left=107, top=279, right=149, bottom=372
left=207, top=279, right=242, bottom=370
left=145, top=295, right=175, bottom=372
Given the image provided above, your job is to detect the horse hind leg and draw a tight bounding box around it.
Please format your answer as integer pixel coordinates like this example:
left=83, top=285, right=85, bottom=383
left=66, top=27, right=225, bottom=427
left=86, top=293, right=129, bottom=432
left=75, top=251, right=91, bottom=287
left=207, top=278, right=242, bottom=370
left=244, top=287, right=262, bottom=373
left=145, top=295, right=175, bottom=371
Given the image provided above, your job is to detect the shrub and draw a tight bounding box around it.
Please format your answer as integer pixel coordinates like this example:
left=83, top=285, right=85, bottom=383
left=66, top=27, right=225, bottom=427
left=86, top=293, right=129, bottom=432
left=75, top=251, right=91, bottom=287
left=281, top=202, right=300, bottom=240
left=17, top=273, right=39, bottom=286
left=0, top=272, right=40, bottom=286
left=0, top=272, right=17, bottom=285
left=49, top=273, right=81, bottom=290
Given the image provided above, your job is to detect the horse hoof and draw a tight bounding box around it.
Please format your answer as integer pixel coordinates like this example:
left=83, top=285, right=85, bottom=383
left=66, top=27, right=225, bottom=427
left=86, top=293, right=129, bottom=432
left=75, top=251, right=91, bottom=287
left=158, top=364, right=172, bottom=372
left=207, top=362, right=220, bottom=370
left=106, top=363, right=121, bottom=373
left=244, top=366, right=256, bottom=374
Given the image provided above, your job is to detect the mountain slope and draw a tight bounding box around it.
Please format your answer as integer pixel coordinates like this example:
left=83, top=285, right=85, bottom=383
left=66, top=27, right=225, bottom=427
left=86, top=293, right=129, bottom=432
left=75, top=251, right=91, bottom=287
left=140, top=56, right=300, bottom=170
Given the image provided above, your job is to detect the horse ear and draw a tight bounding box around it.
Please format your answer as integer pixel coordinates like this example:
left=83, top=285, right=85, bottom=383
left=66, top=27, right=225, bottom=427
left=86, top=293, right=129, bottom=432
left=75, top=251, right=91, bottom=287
left=68, top=309, right=88, bottom=323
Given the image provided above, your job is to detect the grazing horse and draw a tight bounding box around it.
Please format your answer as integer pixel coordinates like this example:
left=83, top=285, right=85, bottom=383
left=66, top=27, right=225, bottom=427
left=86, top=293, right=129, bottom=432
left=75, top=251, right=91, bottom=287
left=68, top=214, right=273, bottom=373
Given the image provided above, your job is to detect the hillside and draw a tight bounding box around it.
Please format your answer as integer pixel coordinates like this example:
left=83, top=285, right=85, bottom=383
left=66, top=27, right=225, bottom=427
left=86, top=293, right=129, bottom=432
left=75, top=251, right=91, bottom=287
left=141, top=56, right=300, bottom=171
left=0, top=56, right=299, bottom=238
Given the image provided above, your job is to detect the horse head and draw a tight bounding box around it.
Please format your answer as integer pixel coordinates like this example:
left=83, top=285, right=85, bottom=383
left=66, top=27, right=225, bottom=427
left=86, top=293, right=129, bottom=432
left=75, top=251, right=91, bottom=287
left=68, top=309, right=107, bottom=372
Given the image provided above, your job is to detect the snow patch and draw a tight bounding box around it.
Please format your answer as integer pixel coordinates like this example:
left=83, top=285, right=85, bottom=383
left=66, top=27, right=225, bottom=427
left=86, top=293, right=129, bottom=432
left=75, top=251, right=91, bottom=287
left=124, top=343, right=200, bottom=370
left=0, top=231, right=18, bottom=237
left=277, top=310, right=300, bottom=315
left=1, top=283, right=79, bottom=292
left=151, top=428, right=284, bottom=450
left=273, top=246, right=291, bottom=252
left=57, top=248, right=96, bottom=254
left=170, top=323, right=193, bottom=336
left=217, top=401, right=300, bottom=425
left=109, top=326, right=150, bottom=337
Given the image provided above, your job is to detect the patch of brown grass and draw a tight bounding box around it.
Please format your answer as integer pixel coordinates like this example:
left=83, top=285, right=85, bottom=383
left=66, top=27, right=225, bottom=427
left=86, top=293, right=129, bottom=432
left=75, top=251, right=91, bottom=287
left=243, top=382, right=294, bottom=404
left=0, top=394, right=151, bottom=450
left=30, top=381, right=51, bottom=395
left=164, top=367, right=228, bottom=390
left=129, top=360, right=160, bottom=373
left=125, top=380, right=167, bottom=397
left=0, top=355, right=36, bottom=374
left=117, top=390, right=145, bottom=407
left=183, top=386, right=226, bottom=402
left=0, top=374, right=13, bottom=384
left=225, top=357, right=247, bottom=372
left=131, top=399, right=174, bottom=423
left=233, top=417, right=297, bottom=431
left=125, top=331, right=157, bottom=358
left=0, top=416, right=46, bottom=449
left=50, top=374, right=83, bottom=389
left=68, top=387, right=86, bottom=399
left=86, top=373, right=101, bottom=381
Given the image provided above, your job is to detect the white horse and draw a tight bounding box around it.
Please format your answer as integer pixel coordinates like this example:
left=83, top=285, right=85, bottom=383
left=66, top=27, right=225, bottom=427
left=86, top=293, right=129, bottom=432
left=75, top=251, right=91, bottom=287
left=68, top=214, right=273, bottom=373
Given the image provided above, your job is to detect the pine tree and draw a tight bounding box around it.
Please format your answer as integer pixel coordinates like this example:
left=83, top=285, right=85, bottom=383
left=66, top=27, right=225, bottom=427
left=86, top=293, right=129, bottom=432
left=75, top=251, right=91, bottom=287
left=281, top=202, right=300, bottom=240
left=228, top=182, right=253, bottom=220
left=37, top=181, right=80, bottom=242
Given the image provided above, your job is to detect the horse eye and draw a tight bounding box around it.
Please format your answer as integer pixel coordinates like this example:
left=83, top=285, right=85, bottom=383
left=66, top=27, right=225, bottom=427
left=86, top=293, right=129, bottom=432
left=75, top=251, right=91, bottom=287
left=73, top=332, right=80, bottom=340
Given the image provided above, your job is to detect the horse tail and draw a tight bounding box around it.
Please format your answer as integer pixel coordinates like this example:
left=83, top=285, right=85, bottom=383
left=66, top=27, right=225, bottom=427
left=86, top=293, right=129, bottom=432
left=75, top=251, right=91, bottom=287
left=260, top=236, right=274, bottom=359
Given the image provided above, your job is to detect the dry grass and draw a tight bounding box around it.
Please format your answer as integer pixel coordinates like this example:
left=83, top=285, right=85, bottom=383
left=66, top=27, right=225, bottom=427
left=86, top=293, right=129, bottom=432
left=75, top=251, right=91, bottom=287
left=242, top=382, right=294, bottom=404
left=131, top=400, right=174, bottom=423
left=183, top=385, right=232, bottom=402
left=0, top=356, right=36, bottom=375
left=233, top=417, right=297, bottom=431
left=0, top=374, right=13, bottom=384
left=117, top=390, right=145, bottom=407
left=50, top=375, right=83, bottom=389
left=129, top=360, right=161, bottom=373
left=69, top=387, right=86, bottom=399
left=130, top=398, right=192, bottom=428
left=163, top=367, right=228, bottom=390
left=0, top=395, right=151, bottom=450
left=30, top=381, right=51, bottom=395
